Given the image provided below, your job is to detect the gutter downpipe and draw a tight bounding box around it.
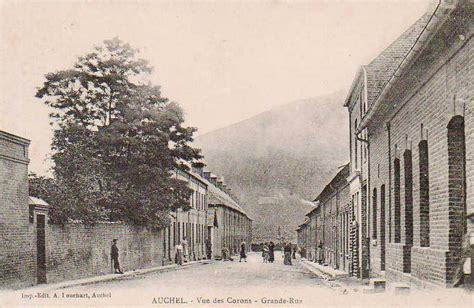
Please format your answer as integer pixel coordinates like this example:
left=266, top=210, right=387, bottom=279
left=357, top=0, right=451, bottom=134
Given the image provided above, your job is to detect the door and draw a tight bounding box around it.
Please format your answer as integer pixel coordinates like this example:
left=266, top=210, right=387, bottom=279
left=36, top=214, right=46, bottom=284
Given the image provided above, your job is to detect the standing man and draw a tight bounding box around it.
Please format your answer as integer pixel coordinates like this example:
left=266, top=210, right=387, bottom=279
left=239, top=241, right=247, bottom=262
left=111, top=239, right=124, bottom=274
left=181, top=236, right=188, bottom=262
left=175, top=242, right=184, bottom=265
left=268, top=241, right=275, bottom=263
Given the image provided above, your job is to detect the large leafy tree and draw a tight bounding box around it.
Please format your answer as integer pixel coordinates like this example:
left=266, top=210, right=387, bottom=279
left=35, top=38, right=202, bottom=228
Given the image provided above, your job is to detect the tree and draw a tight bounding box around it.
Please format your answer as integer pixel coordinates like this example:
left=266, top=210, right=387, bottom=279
left=35, top=38, right=202, bottom=228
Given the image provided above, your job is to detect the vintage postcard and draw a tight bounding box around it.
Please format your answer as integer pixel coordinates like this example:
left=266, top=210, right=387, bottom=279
left=0, top=0, right=472, bottom=307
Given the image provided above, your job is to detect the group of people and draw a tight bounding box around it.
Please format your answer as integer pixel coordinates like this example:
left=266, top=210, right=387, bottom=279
left=261, top=242, right=298, bottom=265
left=111, top=237, right=298, bottom=274
left=222, top=241, right=248, bottom=262
left=261, top=242, right=275, bottom=263
left=174, top=236, right=189, bottom=265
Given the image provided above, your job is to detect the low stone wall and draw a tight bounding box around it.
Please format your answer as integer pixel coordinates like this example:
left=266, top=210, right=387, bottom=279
left=46, top=222, right=165, bottom=284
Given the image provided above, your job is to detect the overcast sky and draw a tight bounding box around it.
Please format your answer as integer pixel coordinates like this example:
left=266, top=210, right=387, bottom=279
left=0, top=0, right=430, bottom=175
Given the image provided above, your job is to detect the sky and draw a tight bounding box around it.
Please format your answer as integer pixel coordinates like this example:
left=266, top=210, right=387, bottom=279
left=0, top=0, right=431, bottom=175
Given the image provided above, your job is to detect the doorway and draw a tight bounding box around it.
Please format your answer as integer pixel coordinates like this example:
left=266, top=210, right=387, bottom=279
left=36, top=214, right=46, bottom=284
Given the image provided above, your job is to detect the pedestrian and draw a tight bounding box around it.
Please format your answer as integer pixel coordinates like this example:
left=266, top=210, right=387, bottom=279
left=239, top=241, right=247, bottom=262
left=268, top=241, right=275, bottom=263
left=262, top=243, right=270, bottom=263
left=175, top=242, right=184, bottom=265
left=205, top=239, right=212, bottom=260
left=222, top=247, right=229, bottom=261
left=283, top=242, right=292, bottom=265
left=317, top=241, right=323, bottom=264
left=181, top=237, right=188, bottom=263
left=111, top=239, right=124, bottom=274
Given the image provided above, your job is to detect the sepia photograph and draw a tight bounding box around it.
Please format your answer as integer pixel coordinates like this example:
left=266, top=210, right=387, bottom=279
left=0, top=0, right=472, bottom=307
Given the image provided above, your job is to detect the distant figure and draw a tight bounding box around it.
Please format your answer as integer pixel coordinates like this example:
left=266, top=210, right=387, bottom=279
left=222, top=247, right=229, bottom=261
left=181, top=237, right=188, bottom=262
left=111, top=239, right=124, bottom=274
left=262, top=243, right=270, bottom=263
left=292, top=245, right=297, bottom=259
left=283, top=242, right=292, bottom=265
left=175, top=242, right=184, bottom=265
left=268, top=242, right=275, bottom=263
left=205, top=239, right=212, bottom=259
left=239, top=241, right=247, bottom=262
left=317, top=241, right=323, bottom=264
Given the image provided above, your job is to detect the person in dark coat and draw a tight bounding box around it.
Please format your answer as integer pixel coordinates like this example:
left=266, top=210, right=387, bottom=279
left=239, top=241, right=247, bottom=262
left=111, top=239, right=124, bottom=274
left=268, top=242, right=275, bottom=263
left=283, top=242, right=292, bottom=265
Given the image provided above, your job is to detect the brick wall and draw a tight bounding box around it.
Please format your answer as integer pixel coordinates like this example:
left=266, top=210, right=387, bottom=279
left=0, top=132, right=35, bottom=289
left=368, top=28, right=473, bottom=286
left=46, top=223, right=164, bottom=284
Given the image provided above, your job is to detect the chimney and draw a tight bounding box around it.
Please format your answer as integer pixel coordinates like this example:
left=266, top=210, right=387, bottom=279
left=216, top=178, right=224, bottom=189
left=191, top=162, right=205, bottom=177
left=203, top=171, right=211, bottom=180
left=210, top=175, right=218, bottom=185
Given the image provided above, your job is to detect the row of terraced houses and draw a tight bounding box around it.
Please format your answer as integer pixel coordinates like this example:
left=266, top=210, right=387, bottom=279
left=0, top=130, right=251, bottom=288
left=297, top=0, right=472, bottom=288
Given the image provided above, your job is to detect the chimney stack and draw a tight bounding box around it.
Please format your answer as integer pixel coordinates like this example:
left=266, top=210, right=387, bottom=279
left=203, top=171, right=211, bottom=180
left=210, top=175, right=218, bottom=185
left=191, top=162, right=205, bottom=177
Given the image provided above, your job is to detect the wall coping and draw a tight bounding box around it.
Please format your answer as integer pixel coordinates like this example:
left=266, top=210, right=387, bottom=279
left=0, top=130, right=30, bottom=146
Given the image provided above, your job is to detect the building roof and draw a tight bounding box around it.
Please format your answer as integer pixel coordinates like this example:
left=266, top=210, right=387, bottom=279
left=174, top=163, right=250, bottom=220
left=296, top=219, right=309, bottom=231
left=365, top=13, right=432, bottom=109
left=358, top=1, right=463, bottom=132
left=29, top=196, right=50, bottom=207
left=207, top=183, right=252, bottom=220
left=306, top=163, right=349, bottom=216
left=344, top=13, right=431, bottom=108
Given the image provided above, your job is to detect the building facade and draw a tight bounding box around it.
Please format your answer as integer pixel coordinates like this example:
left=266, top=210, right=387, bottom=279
left=163, top=168, right=209, bottom=264
left=296, top=220, right=309, bottom=259
left=297, top=1, right=472, bottom=288
left=0, top=131, right=35, bottom=288
left=303, top=164, right=351, bottom=273
left=358, top=2, right=473, bottom=287
left=204, top=172, right=252, bottom=258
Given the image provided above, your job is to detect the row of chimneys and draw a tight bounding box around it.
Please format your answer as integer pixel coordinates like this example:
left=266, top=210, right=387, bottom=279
left=192, top=165, right=240, bottom=204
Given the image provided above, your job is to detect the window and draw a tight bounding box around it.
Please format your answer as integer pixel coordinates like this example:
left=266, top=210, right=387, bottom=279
left=447, top=116, right=466, bottom=248
left=419, top=140, right=430, bottom=247
left=394, top=157, right=401, bottom=243
left=404, top=150, right=413, bottom=246
left=372, top=188, right=377, bottom=239
left=380, top=185, right=386, bottom=270
left=354, top=120, right=358, bottom=169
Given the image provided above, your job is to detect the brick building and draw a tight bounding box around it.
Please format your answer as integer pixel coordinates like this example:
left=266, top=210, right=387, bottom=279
left=296, top=219, right=309, bottom=259
left=0, top=130, right=35, bottom=288
left=297, top=0, right=472, bottom=288
left=346, top=0, right=472, bottom=287
left=204, top=172, right=252, bottom=258
left=303, top=164, right=351, bottom=273
left=164, top=168, right=209, bottom=264
left=344, top=10, right=432, bottom=280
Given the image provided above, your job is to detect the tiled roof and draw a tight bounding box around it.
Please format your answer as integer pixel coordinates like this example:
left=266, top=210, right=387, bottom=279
left=365, top=13, right=431, bottom=108
left=312, top=163, right=350, bottom=203
left=207, top=183, right=251, bottom=219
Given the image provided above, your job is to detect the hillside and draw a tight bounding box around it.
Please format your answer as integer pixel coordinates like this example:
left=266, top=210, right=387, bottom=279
left=195, top=91, right=349, bottom=242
